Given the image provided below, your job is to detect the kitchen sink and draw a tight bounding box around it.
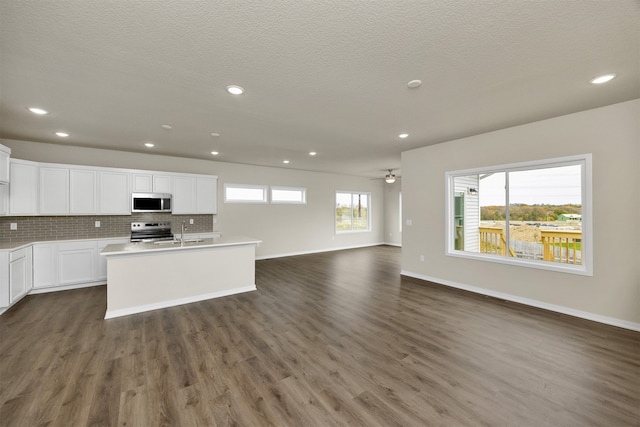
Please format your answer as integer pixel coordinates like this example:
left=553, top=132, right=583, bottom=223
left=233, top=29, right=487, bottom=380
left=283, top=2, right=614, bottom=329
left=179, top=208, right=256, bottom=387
left=153, top=239, right=204, bottom=245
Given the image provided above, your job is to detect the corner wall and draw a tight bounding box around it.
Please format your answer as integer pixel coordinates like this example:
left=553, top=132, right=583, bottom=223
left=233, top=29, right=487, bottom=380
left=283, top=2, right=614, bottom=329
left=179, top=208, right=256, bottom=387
left=401, top=100, right=640, bottom=327
left=2, top=140, right=386, bottom=258
left=383, top=179, right=402, bottom=246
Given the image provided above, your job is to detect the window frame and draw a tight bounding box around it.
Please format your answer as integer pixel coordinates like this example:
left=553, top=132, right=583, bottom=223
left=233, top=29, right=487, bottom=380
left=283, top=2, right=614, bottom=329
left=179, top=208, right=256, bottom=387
left=270, top=186, right=307, bottom=205
left=223, top=183, right=268, bottom=204
left=445, top=154, right=592, bottom=276
left=335, top=190, right=372, bottom=234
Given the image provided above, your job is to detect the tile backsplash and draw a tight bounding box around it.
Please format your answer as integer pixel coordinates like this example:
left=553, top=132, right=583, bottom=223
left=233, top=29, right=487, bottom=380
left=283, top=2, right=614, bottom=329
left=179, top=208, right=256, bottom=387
left=0, top=214, right=214, bottom=243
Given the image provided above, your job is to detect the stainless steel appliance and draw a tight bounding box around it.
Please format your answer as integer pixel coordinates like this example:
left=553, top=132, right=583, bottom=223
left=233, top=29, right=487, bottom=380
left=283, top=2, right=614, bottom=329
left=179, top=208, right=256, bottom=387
left=130, top=222, right=174, bottom=242
left=131, top=193, right=172, bottom=213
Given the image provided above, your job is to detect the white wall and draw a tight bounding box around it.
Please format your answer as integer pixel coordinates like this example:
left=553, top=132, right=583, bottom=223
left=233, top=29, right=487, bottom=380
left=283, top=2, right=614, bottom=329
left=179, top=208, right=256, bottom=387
left=383, top=179, right=402, bottom=246
left=401, top=99, right=640, bottom=327
left=3, top=139, right=386, bottom=258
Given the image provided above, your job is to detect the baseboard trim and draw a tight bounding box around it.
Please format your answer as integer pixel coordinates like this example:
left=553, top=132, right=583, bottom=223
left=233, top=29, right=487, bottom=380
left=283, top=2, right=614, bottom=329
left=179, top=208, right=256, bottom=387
left=104, top=285, right=257, bottom=319
left=401, top=270, right=640, bottom=332
left=383, top=242, right=402, bottom=247
left=29, top=280, right=106, bottom=294
left=256, top=242, right=386, bottom=260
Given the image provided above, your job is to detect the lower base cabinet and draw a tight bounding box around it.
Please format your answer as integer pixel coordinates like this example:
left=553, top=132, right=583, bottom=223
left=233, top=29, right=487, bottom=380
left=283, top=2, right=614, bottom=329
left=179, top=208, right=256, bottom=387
left=32, top=238, right=128, bottom=291
left=0, top=246, right=33, bottom=310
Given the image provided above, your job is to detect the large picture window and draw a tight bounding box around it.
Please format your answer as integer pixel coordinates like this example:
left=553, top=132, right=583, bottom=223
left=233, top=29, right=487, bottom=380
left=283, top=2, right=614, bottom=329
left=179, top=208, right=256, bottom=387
left=446, top=154, right=592, bottom=275
left=336, top=191, right=371, bottom=233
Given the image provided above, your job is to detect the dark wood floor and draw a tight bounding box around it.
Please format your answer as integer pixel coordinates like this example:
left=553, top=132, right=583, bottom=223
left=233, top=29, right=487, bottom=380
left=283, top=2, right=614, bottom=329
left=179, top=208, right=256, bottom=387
left=1, top=245, right=638, bottom=426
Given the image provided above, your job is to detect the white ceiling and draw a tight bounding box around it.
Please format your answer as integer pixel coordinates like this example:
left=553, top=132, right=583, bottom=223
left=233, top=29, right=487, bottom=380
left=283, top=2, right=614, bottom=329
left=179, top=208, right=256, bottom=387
left=1, top=1, right=638, bottom=178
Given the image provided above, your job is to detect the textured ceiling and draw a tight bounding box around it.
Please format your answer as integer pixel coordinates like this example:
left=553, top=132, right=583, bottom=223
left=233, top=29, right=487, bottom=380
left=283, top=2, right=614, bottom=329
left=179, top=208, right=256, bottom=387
left=1, top=1, right=638, bottom=178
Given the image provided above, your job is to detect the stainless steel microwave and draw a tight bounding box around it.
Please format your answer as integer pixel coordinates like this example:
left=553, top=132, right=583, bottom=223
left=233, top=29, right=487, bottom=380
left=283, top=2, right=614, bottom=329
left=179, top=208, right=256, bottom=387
left=131, top=193, right=172, bottom=213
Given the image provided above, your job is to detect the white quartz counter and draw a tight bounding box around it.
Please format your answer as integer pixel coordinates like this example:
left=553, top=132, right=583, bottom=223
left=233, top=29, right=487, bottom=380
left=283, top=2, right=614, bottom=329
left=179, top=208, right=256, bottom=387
left=101, top=235, right=261, bottom=257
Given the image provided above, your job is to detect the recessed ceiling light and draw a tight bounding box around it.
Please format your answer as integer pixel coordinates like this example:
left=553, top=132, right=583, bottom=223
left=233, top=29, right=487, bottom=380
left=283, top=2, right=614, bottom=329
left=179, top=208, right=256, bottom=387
left=28, top=107, right=48, bottom=115
left=55, top=132, right=69, bottom=137
left=407, top=80, right=422, bottom=88
left=226, top=85, right=244, bottom=95
left=160, top=124, right=172, bottom=130
left=309, top=151, right=317, bottom=156
left=283, top=160, right=290, bottom=164
left=399, top=133, right=409, bottom=139
left=144, top=143, right=155, bottom=148
left=589, top=74, right=616, bottom=84
left=210, top=132, right=220, bottom=137
left=211, top=151, right=219, bottom=156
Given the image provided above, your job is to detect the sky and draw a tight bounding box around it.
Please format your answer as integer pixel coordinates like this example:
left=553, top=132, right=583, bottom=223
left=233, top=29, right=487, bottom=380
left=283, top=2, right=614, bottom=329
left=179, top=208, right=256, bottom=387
left=477, top=164, right=582, bottom=206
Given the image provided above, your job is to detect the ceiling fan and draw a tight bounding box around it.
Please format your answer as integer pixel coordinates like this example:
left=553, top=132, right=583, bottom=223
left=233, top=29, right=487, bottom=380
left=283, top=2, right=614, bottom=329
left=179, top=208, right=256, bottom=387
left=384, top=169, right=396, bottom=184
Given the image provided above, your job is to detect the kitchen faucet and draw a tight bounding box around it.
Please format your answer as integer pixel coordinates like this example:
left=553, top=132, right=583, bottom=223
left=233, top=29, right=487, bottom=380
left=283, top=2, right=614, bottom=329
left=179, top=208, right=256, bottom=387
left=181, top=221, right=187, bottom=244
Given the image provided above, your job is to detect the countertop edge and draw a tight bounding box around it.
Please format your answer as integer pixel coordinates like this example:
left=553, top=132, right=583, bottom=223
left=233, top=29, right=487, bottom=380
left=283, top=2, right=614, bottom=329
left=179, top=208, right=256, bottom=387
left=101, top=236, right=261, bottom=257
left=0, top=232, right=222, bottom=251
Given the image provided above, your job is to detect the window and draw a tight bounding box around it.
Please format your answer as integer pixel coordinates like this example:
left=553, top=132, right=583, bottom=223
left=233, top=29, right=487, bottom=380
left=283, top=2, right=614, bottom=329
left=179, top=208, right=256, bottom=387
left=271, top=186, right=306, bottom=204
left=446, top=154, right=592, bottom=275
left=224, top=183, right=268, bottom=203
left=336, top=191, right=371, bottom=232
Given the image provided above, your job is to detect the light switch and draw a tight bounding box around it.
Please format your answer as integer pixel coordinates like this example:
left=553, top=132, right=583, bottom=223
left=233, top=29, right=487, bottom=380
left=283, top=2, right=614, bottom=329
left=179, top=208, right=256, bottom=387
left=406, top=219, right=413, bottom=226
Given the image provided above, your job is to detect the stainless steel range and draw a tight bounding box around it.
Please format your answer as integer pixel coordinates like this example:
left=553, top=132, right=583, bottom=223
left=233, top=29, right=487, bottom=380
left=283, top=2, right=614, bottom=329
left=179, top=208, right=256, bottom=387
left=130, top=222, right=174, bottom=242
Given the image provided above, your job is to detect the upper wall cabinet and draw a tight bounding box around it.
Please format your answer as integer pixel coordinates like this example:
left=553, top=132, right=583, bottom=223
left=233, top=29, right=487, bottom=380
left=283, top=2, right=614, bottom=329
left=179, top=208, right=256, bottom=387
left=98, top=170, right=130, bottom=215
left=196, top=176, right=217, bottom=214
left=0, top=185, right=7, bottom=215
left=132, top=173, right=173, bottom=194
left=0, top=144, right=10, bottom=184
left=9, top=160, right=39, bottom=215
left=70, top=169, right=98, bottom=214
left=172, top=175, right=217, bottom=214
left=4, top=158, right=216, bottom=216
left=40, top=166, right=70, bottom=215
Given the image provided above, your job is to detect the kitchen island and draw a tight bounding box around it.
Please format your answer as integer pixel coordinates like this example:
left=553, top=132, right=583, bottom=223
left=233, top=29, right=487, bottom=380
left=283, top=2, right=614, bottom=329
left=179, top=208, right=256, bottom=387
left=101, top=235, right=261, bottom=319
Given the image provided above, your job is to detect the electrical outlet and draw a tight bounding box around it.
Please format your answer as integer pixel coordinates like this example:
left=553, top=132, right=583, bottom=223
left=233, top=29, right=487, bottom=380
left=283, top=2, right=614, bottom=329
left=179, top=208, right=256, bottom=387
left=420, top=255, right=425, bottom=262
left=10, top=223, right=17, bottom=230
left=406, top=219, right=413, bottom=226
left=95, top=221, right=101, bottom=228
left=189, top=219, right=194, bottom=225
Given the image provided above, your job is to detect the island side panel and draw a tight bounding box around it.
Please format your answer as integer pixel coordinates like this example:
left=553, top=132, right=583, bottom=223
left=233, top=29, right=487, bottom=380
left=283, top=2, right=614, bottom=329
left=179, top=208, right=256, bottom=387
left=105, top=244, right=257, bottom=318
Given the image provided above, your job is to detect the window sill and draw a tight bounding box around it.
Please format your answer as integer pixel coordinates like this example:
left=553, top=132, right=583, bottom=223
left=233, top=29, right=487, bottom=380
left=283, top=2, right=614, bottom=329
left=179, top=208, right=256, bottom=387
left=446, top=250, right=592, bottom=276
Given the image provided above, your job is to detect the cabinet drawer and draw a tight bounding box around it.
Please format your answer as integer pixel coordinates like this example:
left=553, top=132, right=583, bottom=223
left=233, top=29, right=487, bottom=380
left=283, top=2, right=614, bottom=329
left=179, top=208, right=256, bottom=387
left=9, top=247, right=28, bottom=262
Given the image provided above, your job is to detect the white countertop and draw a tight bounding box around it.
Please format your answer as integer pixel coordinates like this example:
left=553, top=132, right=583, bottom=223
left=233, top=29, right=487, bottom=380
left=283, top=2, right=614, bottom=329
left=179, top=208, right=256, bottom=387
left=101, top=235, right=261, bottom=257
left=0, top=236, right=130, bottom=251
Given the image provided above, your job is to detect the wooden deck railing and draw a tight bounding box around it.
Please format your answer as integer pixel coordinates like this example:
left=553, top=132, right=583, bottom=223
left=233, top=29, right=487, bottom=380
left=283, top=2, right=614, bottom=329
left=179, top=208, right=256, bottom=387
left=479, top=227, right=582, bottom=264
left=541, top=230, right=582, bottom=264
left=479, top=227, right=515, bottom=257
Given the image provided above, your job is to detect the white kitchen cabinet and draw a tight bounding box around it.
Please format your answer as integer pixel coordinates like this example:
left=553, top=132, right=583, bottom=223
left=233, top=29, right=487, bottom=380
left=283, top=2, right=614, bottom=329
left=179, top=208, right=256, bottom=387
left=99, top=170, right=130, bottom=214
left=0, top=185, right=7, bottom=215
left=173, top=174, right=218, bottom=214
left=39, top=166, right=70, bottom=215
left=132, top=173, right=173, bottom=194
left=172, top=175, right=196, bottom=214
left=132, top=173, right=152, bottom=192
left=58, top=241, right=96, bottom=286
left=32, top=238, right=128, bottom=291
left=9, top=159, right=39, bottom=215
left=153, top=175, right=173, bottom=193
left=0, top=144, right=10, bottom=184
left=70, top=169, right=98, bottom=214
left=8, top=247, right=32, bottom=306
left=196, top=176, right=217, bottom=213
left=33, top=243, right=58, bottom=289
left=0, top=249, right=29, bottom=311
